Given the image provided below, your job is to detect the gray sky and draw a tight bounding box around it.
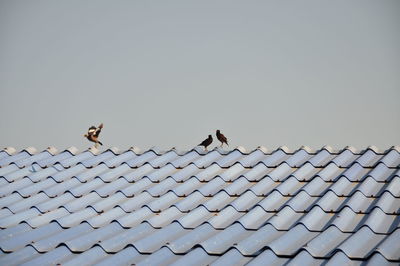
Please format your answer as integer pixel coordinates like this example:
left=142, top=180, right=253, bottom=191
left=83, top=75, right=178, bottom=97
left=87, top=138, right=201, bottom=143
left=1, top=0, right=399, bottom=152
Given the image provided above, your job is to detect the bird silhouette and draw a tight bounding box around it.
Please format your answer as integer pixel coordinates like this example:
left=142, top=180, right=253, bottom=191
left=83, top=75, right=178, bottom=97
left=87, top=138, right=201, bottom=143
left=199, top=135, right=213, bottom=151
left=216, top=130, right=229, bottom=147
left=84, top=123, right=103, bottom=148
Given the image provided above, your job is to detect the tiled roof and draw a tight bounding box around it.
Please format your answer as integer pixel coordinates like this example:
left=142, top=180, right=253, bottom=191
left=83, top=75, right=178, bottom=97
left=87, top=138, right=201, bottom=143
left=0, top=145, right=399, bottom=265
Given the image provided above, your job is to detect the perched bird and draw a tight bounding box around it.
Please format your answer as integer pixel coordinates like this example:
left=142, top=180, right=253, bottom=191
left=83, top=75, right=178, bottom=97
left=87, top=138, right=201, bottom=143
left=199, top=135, right=213, bottom=151
left=216, top=130, right=229, bottom=147
left=84, top=123, right=104, bottom=148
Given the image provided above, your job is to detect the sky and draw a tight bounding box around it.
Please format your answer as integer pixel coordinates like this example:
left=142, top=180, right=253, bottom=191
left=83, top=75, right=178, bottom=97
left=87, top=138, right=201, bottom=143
left=0, top=0, right=399, bottom=152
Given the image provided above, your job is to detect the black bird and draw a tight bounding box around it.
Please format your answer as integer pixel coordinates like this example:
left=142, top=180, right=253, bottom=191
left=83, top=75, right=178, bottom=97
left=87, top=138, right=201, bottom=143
left=84, top=123, right=103, bottom=148
left=199, top=135, right=213, bottom=151
left=216, top=130, right=228, bottom=147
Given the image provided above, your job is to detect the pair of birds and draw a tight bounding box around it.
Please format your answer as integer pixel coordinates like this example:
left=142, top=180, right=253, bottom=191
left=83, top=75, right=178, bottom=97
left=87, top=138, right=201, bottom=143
left=199, top=130, right=229, bottom=151
left=84, top=124, right=229, bottom=151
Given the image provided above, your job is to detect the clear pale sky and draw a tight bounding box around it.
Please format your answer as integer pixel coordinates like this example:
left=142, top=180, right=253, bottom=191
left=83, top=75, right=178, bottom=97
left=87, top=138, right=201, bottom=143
left=0, top=1, right=399, bottom=151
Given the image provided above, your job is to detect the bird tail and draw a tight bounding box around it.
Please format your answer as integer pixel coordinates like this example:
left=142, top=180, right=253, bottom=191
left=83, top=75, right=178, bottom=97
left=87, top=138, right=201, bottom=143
left=98, top=141, right=103, bottom=146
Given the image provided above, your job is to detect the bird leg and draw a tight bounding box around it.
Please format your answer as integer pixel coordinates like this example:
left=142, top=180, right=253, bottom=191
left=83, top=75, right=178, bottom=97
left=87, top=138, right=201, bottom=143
left=94, top=143, right=99, bottom=149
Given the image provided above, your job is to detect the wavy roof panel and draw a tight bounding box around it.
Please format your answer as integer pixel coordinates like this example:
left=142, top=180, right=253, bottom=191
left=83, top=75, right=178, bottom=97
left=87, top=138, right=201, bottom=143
left=0, top=146, right=399, bottom=265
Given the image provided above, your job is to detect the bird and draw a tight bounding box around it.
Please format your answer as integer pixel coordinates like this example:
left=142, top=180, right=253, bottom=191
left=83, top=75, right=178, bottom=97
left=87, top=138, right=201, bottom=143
left=199, top=135, right=213, bottom=151
left=84, top=123, right=104, bottom=148
left=216, top=130, right=229, bottom=147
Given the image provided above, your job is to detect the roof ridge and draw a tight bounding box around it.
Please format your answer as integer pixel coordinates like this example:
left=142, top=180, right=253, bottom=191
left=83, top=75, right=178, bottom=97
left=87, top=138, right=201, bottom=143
left=1, top=145, right=399, bottom=155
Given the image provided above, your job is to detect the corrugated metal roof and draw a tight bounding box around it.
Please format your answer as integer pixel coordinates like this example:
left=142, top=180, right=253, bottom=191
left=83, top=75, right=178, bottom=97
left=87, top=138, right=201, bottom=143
left=0, top=145, right=399, bottom=265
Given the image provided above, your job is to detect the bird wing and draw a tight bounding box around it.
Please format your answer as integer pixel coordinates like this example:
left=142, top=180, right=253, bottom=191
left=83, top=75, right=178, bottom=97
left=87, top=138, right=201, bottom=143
left=94, top=124, right=103, bottom=137
left=221, top=134, right=228, bottom=143
left=199, top=139, right=207, bottom=146
left=88, top=126, right=96, bottom=135
left=217, top=133, right=228, bottom=144
left=199, top=136, right=212, bottom=146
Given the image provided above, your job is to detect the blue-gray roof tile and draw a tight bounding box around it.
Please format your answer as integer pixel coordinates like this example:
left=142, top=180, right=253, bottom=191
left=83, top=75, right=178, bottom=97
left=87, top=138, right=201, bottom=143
left=210, top=248, right=251, bottom=266
left=93, top=246, right=146, bottom=266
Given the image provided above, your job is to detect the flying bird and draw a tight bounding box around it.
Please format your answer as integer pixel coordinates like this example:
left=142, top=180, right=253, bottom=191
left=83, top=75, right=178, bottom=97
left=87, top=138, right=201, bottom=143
left=199, top=135, right=213, bottom=151
left=84, top=123, right=104, bottom=148
left=216, top=130, right=229, bottom=147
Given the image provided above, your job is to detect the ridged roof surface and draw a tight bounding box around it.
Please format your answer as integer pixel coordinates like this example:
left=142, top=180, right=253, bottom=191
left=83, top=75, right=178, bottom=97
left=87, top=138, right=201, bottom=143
left=0, top=145, right=399, bottom=266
